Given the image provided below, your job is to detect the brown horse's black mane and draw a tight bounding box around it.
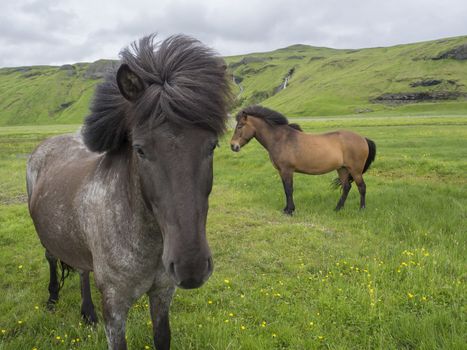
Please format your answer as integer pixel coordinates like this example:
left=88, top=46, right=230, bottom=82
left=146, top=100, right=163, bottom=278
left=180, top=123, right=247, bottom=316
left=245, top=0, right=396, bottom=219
left=83, top=34, right=232, bottom=153
left=236, top=105, right=302, bottom=131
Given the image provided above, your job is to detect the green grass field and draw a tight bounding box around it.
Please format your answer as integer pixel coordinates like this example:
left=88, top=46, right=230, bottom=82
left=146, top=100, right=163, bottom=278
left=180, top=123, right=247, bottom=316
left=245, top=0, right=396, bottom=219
left=0, top=116, right=466, bottom=349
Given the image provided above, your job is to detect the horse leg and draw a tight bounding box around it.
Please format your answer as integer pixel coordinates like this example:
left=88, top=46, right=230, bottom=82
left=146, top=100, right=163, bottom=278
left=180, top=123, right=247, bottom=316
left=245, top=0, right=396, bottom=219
left=335, top=168, right=351, bottom=211
left=280, top=170, right=295, bottom=215
left=148, top=285, right=176, bottom=350
left=79, top=271, right=98, bottom=325
left=45, top=250, right=59, bottom=309
left=101, top=291, right=131, bottom=350
left=350, top=172, right=367, bottom=209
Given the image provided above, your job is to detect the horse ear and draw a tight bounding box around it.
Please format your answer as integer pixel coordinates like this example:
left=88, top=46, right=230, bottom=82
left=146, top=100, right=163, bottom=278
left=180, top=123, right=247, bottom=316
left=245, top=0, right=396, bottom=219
left=241, top=111, right=248, bottom=121
left=116, top=64, right=145, bottom=101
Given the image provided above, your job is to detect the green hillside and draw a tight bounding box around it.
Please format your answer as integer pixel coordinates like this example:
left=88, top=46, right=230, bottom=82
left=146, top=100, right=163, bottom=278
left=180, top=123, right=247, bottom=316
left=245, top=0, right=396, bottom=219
left=0, top=60, right=113, bottom=126
left=1, top=36, right=467, bottom=126
left=226, top=35, right=467, bottom=116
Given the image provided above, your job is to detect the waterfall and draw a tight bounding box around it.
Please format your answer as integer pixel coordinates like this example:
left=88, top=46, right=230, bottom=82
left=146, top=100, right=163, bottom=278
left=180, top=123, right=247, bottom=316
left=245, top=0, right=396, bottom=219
left=232, top=76, right=244, bottom=98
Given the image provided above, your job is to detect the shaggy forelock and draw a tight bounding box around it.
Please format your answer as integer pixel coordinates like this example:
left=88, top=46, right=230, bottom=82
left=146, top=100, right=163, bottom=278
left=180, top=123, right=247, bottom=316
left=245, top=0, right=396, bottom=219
left=121, top=34, right=232, bottom=133
left=82, top=34, right=232, bottom=153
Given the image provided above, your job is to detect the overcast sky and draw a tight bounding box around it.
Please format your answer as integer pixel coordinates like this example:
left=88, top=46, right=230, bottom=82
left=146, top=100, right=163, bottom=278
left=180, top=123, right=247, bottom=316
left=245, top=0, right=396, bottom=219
left=1, top=0, right=467, bottom=67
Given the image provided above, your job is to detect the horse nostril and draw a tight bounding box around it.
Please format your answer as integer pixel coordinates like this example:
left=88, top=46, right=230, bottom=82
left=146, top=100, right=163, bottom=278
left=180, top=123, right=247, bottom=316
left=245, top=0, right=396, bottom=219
left=230, top=144, right=240, bottom=152
left=169, top=262, right=175, bottom=277
left=207, top=257, right=213, bottom=275
left=170, top=258, right=213, bottom=289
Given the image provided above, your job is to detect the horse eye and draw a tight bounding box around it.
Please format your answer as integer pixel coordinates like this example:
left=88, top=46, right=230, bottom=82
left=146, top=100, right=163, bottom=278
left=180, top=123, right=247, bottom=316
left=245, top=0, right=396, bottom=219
left=209, top=141, right=218, bottom=155
left=133, top=145, right=145, bottom=158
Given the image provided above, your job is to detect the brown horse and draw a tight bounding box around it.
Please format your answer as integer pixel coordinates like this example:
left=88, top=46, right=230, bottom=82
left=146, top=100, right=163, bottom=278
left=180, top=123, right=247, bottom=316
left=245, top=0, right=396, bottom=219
left=230, top=105, right=376, bottom=214
left=27, top=35, right=231, bottom=350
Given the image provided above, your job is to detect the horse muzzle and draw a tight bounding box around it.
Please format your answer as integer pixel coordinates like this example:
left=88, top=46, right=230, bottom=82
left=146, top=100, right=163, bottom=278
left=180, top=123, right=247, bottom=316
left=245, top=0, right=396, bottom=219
left=168, top=256, right=213, bottom=289
left=230, top=143, right=241, bottom=152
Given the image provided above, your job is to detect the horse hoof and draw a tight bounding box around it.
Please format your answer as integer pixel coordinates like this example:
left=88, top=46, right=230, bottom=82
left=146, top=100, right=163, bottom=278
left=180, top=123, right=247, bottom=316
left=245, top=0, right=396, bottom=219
left=81, top=311, right=98, bottom=325
left=46, top=299, right=57, bottom=311
left=283, top=209, right=294, bottom=216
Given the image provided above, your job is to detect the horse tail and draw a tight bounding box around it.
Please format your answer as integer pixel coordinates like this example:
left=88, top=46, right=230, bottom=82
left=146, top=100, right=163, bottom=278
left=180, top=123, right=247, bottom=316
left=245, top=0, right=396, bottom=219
left=58, top=260, right=73, bottom=290
left=331, top=138, right=376, bottom=189
left=363, top=138, right=376, bottom=174
left=289, top=123, right=303, bottom=131
left=331, top=177, right=343, bottom=189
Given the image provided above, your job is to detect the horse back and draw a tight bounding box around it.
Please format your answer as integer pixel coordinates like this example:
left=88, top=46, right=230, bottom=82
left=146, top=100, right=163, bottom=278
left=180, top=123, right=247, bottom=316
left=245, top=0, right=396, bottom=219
left=292, top=130, right=368, bottom=174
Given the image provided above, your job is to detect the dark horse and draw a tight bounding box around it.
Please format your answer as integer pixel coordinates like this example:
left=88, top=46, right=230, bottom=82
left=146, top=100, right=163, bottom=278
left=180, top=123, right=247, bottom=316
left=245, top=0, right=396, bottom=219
left=27, top=35, right=231, bottom=350
left=230, top=106, right=376, bottom=213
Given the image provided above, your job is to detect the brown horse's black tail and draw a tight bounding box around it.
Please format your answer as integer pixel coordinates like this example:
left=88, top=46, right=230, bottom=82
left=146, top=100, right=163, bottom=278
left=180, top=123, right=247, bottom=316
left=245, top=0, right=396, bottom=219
left=331, top=138, right=376, bottom=189
left=363, top=138, right=376, bottom=174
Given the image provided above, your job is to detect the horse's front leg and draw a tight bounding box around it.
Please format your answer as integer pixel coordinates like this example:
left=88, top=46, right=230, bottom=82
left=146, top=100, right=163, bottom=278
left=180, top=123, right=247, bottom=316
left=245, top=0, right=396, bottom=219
left=280, top=170, right=295, bottom=215
left=148, top=285, right=176, bottom=350
left=101, top=290, right=131, bottom=350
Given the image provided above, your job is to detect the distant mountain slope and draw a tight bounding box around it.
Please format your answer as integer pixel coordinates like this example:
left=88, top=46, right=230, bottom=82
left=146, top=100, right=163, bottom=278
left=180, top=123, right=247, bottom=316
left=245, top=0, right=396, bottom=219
left=226, top=35, right=467, bottom=116
left=0, top=60, right=118, bottom=126
left=1, top=36, right=466, bottom=126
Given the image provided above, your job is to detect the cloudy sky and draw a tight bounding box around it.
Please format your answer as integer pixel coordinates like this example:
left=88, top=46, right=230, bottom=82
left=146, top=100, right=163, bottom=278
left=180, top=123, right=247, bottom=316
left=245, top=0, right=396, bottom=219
left=1, top=0, right=467, bottom=67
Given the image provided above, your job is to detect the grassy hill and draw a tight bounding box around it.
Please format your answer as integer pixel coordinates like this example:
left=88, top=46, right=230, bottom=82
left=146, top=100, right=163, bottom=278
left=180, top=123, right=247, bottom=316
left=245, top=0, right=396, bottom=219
left=1, top=36, right=467, bottom=126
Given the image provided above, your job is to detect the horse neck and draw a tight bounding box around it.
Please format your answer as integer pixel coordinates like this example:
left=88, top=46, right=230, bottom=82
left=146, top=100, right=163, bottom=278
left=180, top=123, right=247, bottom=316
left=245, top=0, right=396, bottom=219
left=100, top=149, right=151, bottom=218
left=250, top=117, right=285, bottom=151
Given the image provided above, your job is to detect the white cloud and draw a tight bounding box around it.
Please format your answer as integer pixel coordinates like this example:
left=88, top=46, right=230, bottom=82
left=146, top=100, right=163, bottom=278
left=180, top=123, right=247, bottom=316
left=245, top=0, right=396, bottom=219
left=1, top=0, right=466, bottom=67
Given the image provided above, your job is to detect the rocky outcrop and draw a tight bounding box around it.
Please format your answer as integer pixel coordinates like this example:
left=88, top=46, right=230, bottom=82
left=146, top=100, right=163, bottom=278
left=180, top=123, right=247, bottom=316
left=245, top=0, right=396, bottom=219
left=238, top=64, right=277, bottom=75
left=410, top=79, right=442, bottom=87
left=354, top=108, right=374, bottom=113
left=60, top=64, right=76, bottom=77
left=83, top=59, right=117, bottom=79
left=373, top=91, right=465, bottom=103
left=308, top=56, right=325, bottom=62
left=228, top=56, right=272, bottom=69
left=433, top=44, right=467, bottom=60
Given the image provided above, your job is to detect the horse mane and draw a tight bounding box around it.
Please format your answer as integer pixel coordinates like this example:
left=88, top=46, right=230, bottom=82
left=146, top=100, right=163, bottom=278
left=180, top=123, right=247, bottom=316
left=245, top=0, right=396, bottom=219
left=82, top=34, right=232, bottom=153
left=236, top=105, right=302, bottom=131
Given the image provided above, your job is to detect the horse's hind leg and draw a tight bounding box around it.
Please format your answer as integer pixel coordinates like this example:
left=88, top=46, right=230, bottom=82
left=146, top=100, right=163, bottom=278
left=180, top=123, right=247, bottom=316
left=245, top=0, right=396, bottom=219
left=79, top=271, right=98, bottom=325
left=350, top=172, right=366, bottom=209
left=335, top=168, right=351, bottom=211
left=45, top=250, right=59, bottom=309
left=148, top=285, right=175, bottom=350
